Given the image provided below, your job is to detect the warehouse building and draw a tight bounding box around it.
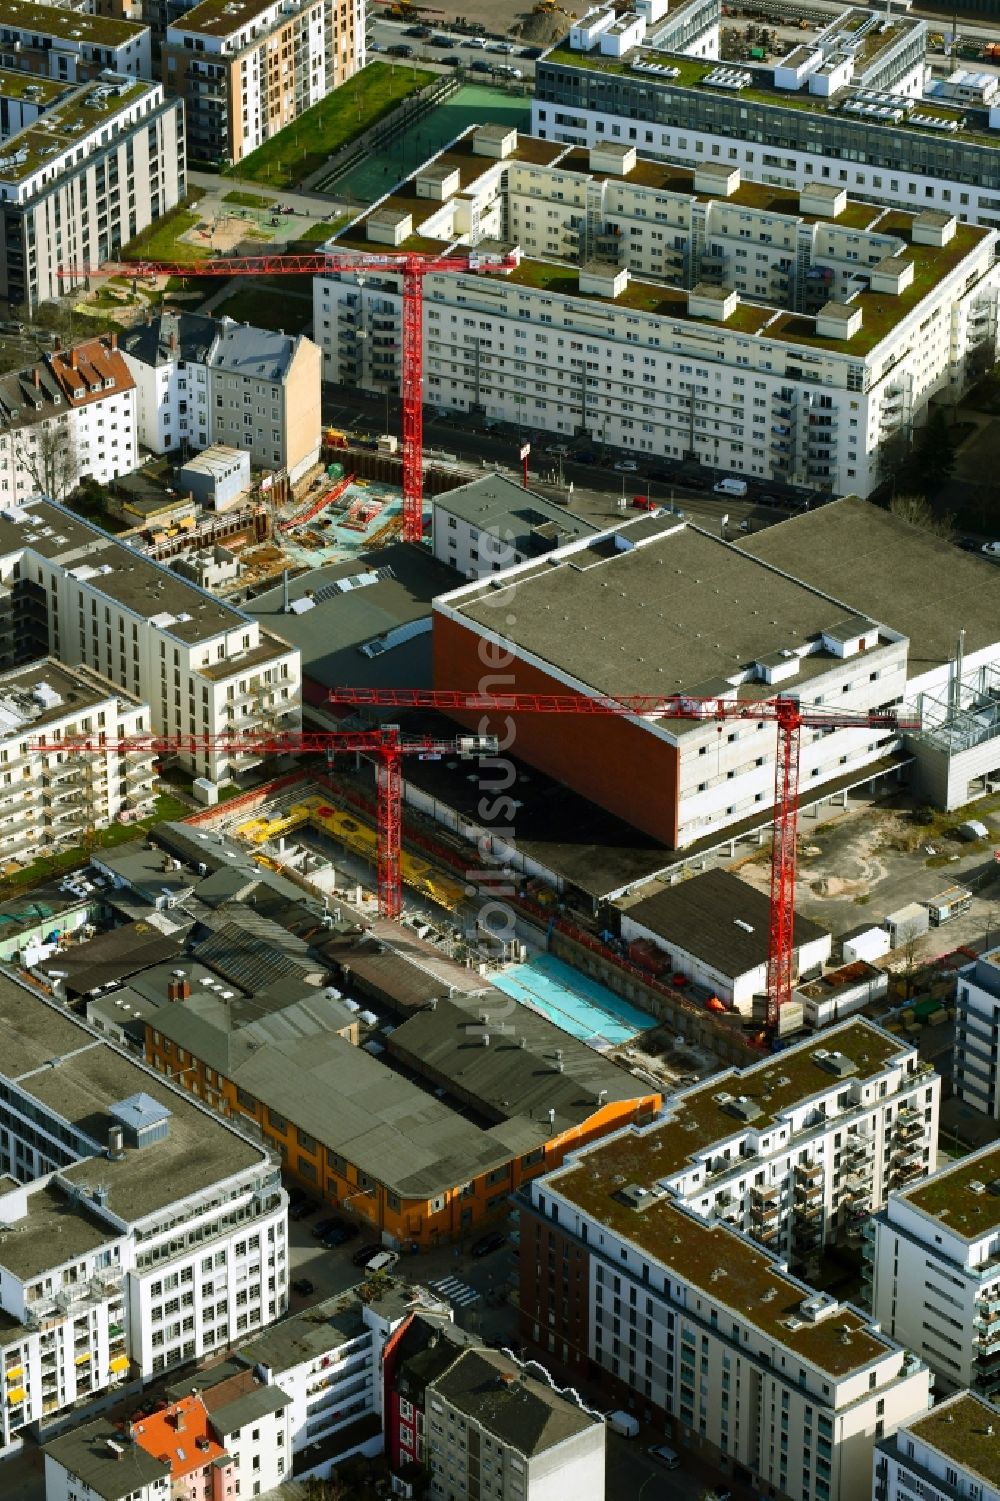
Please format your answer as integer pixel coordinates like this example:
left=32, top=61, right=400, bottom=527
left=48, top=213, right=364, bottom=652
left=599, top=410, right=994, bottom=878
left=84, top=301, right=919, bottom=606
left=146, top=991, right=660, bottom=1249
left=615, top=868, right=831, bottom=1012
left=433, top=510, right=911, bottom=850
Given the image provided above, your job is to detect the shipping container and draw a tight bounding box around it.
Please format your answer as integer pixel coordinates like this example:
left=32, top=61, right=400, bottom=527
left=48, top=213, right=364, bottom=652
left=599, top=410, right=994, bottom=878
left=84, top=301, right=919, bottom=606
left=927, top=886, right=972, bottom=927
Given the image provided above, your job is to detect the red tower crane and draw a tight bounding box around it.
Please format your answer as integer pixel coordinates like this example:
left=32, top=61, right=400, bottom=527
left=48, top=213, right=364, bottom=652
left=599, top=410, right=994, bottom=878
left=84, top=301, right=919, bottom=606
left=57, top=250, right=517, bottom=543
left=40, top=725, right=495, bottom=921
left=327, top=686, right=918, bottom=1025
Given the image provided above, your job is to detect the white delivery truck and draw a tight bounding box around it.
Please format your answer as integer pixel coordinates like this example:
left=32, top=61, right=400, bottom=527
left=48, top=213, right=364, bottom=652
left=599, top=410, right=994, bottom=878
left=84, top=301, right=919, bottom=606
left=606, top=1410, right=640, bottom=1438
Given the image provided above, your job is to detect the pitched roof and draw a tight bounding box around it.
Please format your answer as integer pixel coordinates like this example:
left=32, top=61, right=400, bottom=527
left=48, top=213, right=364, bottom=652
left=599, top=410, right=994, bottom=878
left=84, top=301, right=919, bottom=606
left=49, top=336, right=135, bottom=409
left=431, top=1347, right=600, bottom=1457
left=121, top=310, right=219, bottom=369
left=132, top=1397, right=228, bottom=1478
left=191, top=921, right=313, bottom=991
left=620, top=867, right=828, bottom=977
left=207, top=318, right=303, bottom=382
left=44, top=1418, right=169, bottom=1501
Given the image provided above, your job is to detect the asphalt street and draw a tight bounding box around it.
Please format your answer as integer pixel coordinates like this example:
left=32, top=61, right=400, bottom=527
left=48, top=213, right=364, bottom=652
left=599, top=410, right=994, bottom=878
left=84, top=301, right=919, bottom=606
left=322, top=385, right=792, bottom=536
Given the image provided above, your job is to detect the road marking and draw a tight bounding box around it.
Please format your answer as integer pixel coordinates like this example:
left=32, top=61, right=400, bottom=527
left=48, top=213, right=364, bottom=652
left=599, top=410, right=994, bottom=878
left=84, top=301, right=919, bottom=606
left=430, top=1275, right=481, bottom=1308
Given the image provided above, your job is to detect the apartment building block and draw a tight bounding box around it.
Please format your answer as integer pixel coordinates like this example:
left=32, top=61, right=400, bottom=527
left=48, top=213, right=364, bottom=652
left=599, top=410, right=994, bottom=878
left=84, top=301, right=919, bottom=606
left=516, top=1024, right=936, bottom=1501
left=315, top=128, right=998, bottom=494
left=531, top=3, right=1000, bottom=228
left=0, top=72, right=184, bottom=309
left=431, top=475, right=599, bottom=581
left=954, top=947, right=1000, bottom=1118
left=874, top=1391, right=1000, bottom=1501
left=162, top=0, right=363, bottom=168
left=0, top=1, right=151, bottom=83
left=384, top=1312, right=607, bottom=1501
left=0, top=659, right=154, bottom=864
left=866, top=1138, right=1000, bottom=1400
left=122, top=311, right=322, bottom=483
left=0, top=975, right=288, bottom=1453
left=0, top=334, right=137, bottom=502
left=0, top=498, right=301, bottom=783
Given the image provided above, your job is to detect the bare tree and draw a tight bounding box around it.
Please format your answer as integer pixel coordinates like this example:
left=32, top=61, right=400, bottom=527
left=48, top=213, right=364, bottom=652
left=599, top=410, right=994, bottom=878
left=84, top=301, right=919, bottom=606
left=889, top=493, right=956, bottom=544
left=12, top=421, right=79, bottom=501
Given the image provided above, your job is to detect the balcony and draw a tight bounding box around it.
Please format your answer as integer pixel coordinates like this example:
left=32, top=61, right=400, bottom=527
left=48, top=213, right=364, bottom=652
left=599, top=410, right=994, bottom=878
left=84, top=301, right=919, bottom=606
left=890, top=1160, right=924, bottom=1185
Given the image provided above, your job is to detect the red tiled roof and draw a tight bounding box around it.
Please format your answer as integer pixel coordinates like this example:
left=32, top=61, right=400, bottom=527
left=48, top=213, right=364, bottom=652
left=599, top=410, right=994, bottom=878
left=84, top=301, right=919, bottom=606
left=132, top=1396, right=228, bottom=1478
left=49, top=335, right=135, bottom=409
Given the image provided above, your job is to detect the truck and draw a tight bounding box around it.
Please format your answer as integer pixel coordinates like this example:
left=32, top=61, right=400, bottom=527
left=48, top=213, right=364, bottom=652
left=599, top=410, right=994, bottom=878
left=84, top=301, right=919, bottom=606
left=606, top=1410, right=640, bottom=1438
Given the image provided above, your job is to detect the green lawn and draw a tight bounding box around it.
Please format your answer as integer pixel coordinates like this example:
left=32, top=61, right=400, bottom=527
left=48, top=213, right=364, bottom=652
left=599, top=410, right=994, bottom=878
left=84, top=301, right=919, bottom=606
left=122, top=200, right=211, bottom=266
left=293, top=216, right=348, bottom=244
left=223, top=189, right=275, bottom=209
left=213, top=286, right=312, bottom=334
left=229, top=63, right=435, bottom=188
left=0, top=794, right=191, bottom=896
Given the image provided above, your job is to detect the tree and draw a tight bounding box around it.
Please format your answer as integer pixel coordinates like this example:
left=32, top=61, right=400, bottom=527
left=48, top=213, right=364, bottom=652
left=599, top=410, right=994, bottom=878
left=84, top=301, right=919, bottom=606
left=889, top=493, right=956, bottom=544
left=911, top=407, right=957, bottom=495
left=12, top=420, right=79, bottom=501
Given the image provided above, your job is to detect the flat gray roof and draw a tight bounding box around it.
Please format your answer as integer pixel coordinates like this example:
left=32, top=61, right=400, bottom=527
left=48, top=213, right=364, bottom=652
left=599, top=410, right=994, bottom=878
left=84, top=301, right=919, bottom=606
left=447, top=520, right=874, bottom=702
left=742, top=496, right=1000, bottom=676
left=433, top=476, right=598, bottom=555
left=44, top=1418, right=168, bottom=1501
left=232, top=1297, right=367, bottom=1374
left=0, top=499, right=251, bottom=646
left=246, top=541, right=462, bottom=693
left=433, top=1347, right=600, bottom=1456
left=0, top=977, right=266, bottom=1248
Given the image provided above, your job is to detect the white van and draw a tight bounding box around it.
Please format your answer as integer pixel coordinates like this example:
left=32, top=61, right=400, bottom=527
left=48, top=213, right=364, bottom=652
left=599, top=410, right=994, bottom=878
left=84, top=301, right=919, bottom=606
left=712, top=476, right=748, bottom=498
left=606, top=1410, right=640, bottom=1438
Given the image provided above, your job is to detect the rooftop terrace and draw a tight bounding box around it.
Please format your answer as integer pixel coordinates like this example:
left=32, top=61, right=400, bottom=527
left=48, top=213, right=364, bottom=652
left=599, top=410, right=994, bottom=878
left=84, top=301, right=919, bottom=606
left=594, top=1018, right=904, bottom=1180
left=901, top=1142, right=1000, bottom=1238
left=907, top=1392, right=1000, bottom=1490
left=0, top=76, right=153, bottom=184
left=540, top=43, right=1000, bottom=148
left=173, top=0, right=311, bottom=37
left=0, top=0, right=146, bottom=47
left=0, top=69, right=67, bottom=106
left=553, top=1167, right=890, bottom=1377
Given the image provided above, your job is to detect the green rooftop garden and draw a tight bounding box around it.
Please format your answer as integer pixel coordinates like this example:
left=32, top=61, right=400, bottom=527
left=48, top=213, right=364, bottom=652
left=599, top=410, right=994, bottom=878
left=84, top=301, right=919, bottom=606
left=904, top=1143, right=1000, bottom=1235
left=227, top=63, right=435, bottom=189
left=910, top=1396, right=1000, bottom=1489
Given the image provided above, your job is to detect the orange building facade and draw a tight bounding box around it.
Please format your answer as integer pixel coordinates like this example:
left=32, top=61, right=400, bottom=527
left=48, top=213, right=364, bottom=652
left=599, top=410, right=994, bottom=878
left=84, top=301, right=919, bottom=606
left=144, top=1023, right=659, bottom=1248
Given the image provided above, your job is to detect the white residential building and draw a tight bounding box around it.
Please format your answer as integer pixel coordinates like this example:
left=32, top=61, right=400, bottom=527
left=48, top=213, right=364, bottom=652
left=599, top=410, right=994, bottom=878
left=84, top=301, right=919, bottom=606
left=0, top=75, right=184, bottom=310
left=163, top=0, right=364, bottom=167
left=431, top=474, right=599, bottom=580
left=0, top=335, right=137, bottom=503
left=531, top=4, right=1000, bottom=228
left=0, top=975, right=288, bottom=1454
left=517, top=1021, right=937, bottom=1501
left=315, top=126, right=999, bottom=494
left=866, top=1138, right=1000, bottom=1400
left=122, top=312, right=322, bottom=484
left=874, top=1391, right=1000, bottom=1501
left=0, top=498, right=302, bottom=784
left=954, top=947, right=1000, bottom=1118
left=0, top=1, right=151, bottom=82
left=0, top=659, right=154, bottom=865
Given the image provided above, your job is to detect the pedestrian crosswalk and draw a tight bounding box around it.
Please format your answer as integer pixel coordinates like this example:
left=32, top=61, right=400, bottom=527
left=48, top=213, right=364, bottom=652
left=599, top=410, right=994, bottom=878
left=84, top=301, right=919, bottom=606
left=429, top=1275, right=481, bottom=1309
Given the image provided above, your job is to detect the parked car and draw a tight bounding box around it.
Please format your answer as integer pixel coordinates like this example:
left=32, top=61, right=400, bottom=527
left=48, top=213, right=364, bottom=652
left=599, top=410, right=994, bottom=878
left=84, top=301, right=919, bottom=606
left=648, top=1443, right=680, bottom=1467
left=958, top=536, right=980, bottom=552
left=313, top=1215, right=343, bottom=1239
left=405, top=23, right=431, bottom=35
left=430, top=34, right=453, bottom=47
left=521, top=45, right=544, bottom=57
left=756, top=492, right=783, bottom=508
left=982, top=540, right=1000, bottom=558
left=613, top=459, right=638, bottom=472
left=466, top=36, right=486, bottom=48
left=289, top=1196, right=318, bottom=1221
left=368, top=39, right=383, bottom=50
left=352, top=1242, right=385, bottom=1268
left=387, top=43, right=413, bottom=57
left=443, top=54, right=462, bottom=65
left=486, top=40, right=508, bottom=52
left=712, top=476, right=748, bottom=498
left=471, top=1230, right=506, bottom=1257
left=291, top=1278, right=314, bottom=1296
left=470, top=59, right=492, bottom=71
left=573, top=447, right=598, bottom=463
left=321, top=1221, right=358, bottom=1248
